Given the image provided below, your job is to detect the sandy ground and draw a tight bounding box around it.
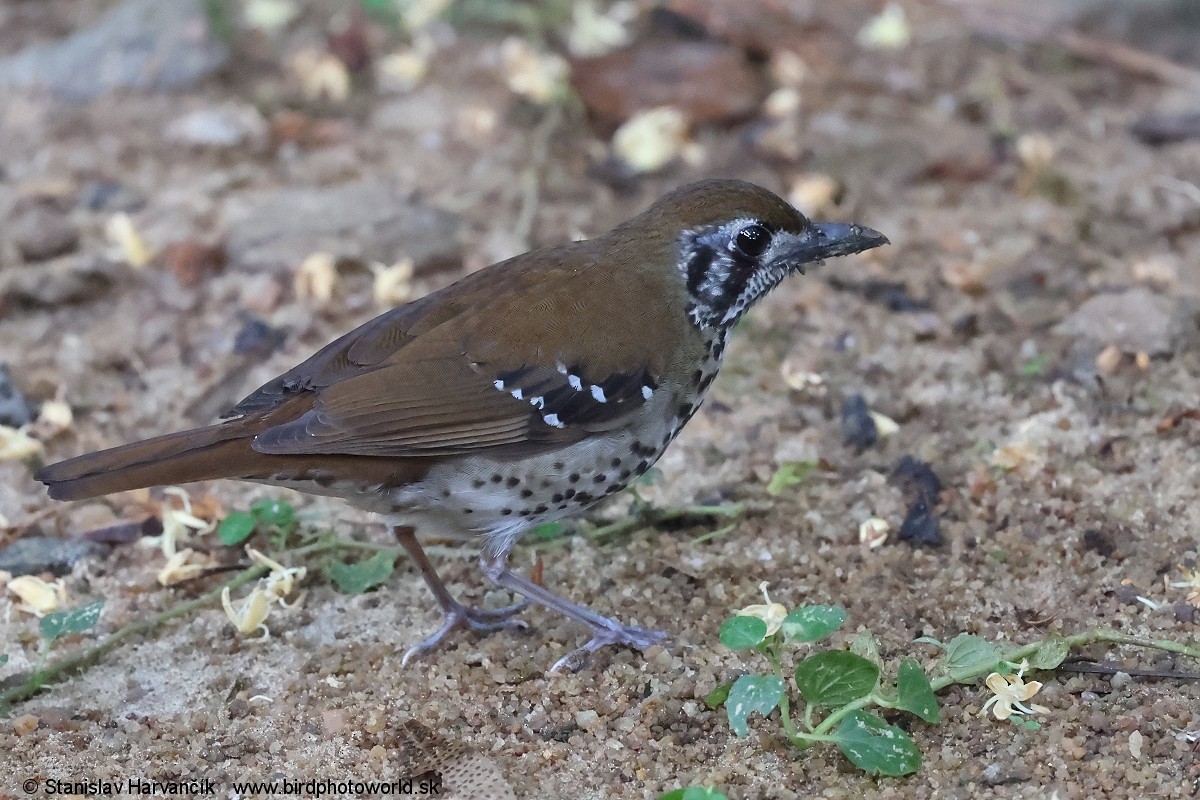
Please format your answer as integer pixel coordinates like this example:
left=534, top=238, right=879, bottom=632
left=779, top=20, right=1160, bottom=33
left=2, top=1, right=1200, bottom=798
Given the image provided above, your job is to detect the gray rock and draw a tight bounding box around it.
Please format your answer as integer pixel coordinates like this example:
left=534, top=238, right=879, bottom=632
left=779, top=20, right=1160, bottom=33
left=78, top=181, right=146, bottom=213
left=0, top=536, right=105, bottom=577
left=0, top=0, right=228, bottom=101
left=164, top=105, right=268, bottom=149
left=0, top=363, right=36, bottom=428
left=0, top=255, right=114, bottom=309
left=12, top=205, right=79, bottom=262
left=1054, top=287, right=1194, bottom=356
left=224, top=182, right=463, bottom=272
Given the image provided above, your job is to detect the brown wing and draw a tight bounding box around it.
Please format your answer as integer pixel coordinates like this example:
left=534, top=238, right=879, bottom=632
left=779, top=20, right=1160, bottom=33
left=231, top=243, right=690, bottom=460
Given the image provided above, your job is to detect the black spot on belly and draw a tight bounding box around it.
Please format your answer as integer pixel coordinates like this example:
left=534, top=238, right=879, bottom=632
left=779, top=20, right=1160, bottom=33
left=533, top=504, right=549, bottom=514
left=491, top=473, right=503, bottom=483
left=520, top=488, right=534, bottom=498
left=564, top=488, right=575, bottom=499
left=501, top=508, right=513, bottom=515
left=574, top=491, right=594, bottom=504
left=506, top=476, right=520, bottom=488
left=593, top=474, right=607, bottom=484
left=551, top=493, right=563, bottom=503
left=636, top=459, right=650, bottom=473
left=619, top=469, right=631, bottom=480
left=568, top=473, right=581, bottom=483
left=472, top=478, right=485, bottom=489
left=610, top=457, right=622, bottom=468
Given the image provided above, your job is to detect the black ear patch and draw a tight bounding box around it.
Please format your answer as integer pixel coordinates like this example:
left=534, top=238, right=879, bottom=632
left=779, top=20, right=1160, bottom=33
left=685, top=245, right=715, bottom=295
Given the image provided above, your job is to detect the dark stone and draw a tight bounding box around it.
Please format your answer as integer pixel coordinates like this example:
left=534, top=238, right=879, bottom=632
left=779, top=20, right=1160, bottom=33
left=890, top=456, right=944, bottom=503
left=0, top=536, right=106, bottom=576
left=897, top=496, right=942, bottom=546
left=12, top=205, right=80, bottom=262
left=0, top=363, right=37, bottom=428
left=841, top=394, right=877, bottom=453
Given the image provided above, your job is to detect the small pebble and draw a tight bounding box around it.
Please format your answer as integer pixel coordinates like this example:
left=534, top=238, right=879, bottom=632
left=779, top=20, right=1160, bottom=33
left=12, top=714, right=39, bottom=735
left=13, top=205, right=79, bottom=262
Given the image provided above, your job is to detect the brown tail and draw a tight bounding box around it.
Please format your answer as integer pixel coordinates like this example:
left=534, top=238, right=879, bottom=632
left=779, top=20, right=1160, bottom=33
left=35, top=424, right=274, bottom=501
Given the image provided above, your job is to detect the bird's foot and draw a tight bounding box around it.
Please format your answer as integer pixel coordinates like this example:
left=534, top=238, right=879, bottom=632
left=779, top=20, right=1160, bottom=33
left=402, top=598, right=530, bottom=665
left=550, top=621, right=667, bottom=673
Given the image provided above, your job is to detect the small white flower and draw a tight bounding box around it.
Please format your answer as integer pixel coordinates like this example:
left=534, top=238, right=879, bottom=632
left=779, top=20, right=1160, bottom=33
left=248, top=549, right=307, bottom=601
left=222, top=585, right=273, bottom=638
left=981, top=660, right=1049, bottom=720
left=153, top=487, right=215, bottom=558
left=7, top=575, right=69, bottom=617
left=157, top=548, right=213, bottom=586
left=735, top=581, right=788, bottom=637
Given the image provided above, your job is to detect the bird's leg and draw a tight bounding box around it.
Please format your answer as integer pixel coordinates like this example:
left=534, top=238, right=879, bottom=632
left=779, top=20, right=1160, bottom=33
left=480, top=549, right=667, bottom=672
left=393, top=526, right=529, bottom=664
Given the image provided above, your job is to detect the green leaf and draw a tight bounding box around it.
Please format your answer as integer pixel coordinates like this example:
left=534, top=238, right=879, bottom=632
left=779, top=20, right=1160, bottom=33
left=725, top=674, right=784, bottom=737
left=658, top=789, right=727, bottom=800
left=896, top=659, right=940, bottom=723
left=327, top=551, right=395, bottom=594
left=719, top=616, right=768, bottom=650
left=832, top=710, right=921, bottom=776
left=637, top=467, right=663, bottom=486
left=794, top=651, right=879, bottom=708
left=218, top=512, right=257, bottom=546
left=1020, top=354, right=1051, bottom=377
left=848, top=628, right=881, bottom=665
left=766, top=461, right=817, bottom=496
left=528, top=521, right=567, bottom=541
left=250, top=498, right=295, bottom=530
left=1008, top=715, right=1041, bottom=731
left=0, top=653, right=8, bottom=667
left=780, top=605, right=846, bottom=643
left=942, top=634, right=1001, bottom=682
left=704, top=680, right=734, bottom=710
left=1027, top=635, right=1070, bottom=670
left=40, top=600, right=104, bottom=644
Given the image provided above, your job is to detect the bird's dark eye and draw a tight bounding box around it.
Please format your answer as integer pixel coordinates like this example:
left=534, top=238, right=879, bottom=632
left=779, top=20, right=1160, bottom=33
left=734, top=224, right=772, bottom=258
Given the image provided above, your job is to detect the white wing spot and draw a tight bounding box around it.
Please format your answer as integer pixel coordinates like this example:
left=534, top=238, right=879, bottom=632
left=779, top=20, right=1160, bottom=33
left=493, top=379, right=505, bottom=391
left=641, top=385, right=653, bottom=400
left=530, top=395, right=545, bottom=409
left=511, top=388, right=523, bottom=400
left=568, top=374, right=583, bottom=391
left=590, top=385, right=607, bottom=403
left=555, top=361, right=569, bottom=374
left=543, top=413, right=564, bottom=428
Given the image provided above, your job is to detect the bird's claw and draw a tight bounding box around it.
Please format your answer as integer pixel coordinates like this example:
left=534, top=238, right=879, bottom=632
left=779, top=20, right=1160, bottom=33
left=402, top=598, right=531, bottom=665
left=550, top=623, right=667, bottom=673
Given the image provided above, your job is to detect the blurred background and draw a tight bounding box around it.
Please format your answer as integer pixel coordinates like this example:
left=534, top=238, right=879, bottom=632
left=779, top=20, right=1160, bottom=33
left=3, top=1, right=1200, bottom=796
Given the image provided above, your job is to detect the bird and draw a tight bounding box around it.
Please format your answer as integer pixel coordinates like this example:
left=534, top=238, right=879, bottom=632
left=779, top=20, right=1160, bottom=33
left=36, top=179, right=888, bottom=671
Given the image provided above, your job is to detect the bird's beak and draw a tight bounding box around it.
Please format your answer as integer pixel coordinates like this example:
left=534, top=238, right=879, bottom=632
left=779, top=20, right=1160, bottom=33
left=775, top=222, right=890, bottom=274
